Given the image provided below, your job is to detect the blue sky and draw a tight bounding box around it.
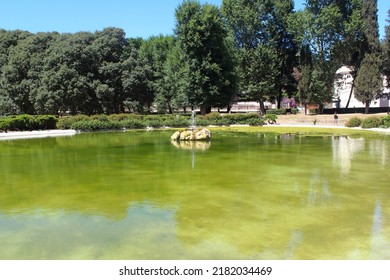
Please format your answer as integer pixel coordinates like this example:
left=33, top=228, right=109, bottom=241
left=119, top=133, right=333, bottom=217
left=0, top=0, right=389, bottom=39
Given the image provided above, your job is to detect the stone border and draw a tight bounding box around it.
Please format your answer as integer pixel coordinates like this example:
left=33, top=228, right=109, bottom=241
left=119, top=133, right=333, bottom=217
left=0, top=130, right=78, bottom=140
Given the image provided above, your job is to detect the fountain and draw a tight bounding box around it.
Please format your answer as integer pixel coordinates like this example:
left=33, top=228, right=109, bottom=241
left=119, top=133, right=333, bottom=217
left=170, top=111, right=211, bottom=141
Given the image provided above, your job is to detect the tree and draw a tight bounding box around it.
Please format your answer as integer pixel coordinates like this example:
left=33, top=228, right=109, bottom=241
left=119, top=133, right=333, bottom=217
left=1, top=32, right=58, bottom=114
left=121, top=42, right=154, bottom=113
left=93, top=28, right=127, bottom=114
left=154, top=41, right=189, bottom=113
left=140, top=35, right=179, bottom=113
left=288, top=0, right=345, bottom=112
left=175, top=0, right=237, bottom=114
left=354, top=0, right=382, bottom=113
left=39, top=32, right=99, bottom=115
left=354, top=53, right=382, bottom=113
left=381, top=9, right=390, bottom=100
left=222, top=0, right=296, bottom=113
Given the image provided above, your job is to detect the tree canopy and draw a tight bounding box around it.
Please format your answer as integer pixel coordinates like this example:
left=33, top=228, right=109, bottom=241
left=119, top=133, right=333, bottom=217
left=0, top=0, right=385, bottom=116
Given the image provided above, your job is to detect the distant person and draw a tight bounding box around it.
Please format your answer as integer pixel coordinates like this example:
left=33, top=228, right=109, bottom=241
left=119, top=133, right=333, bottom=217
left=333, top=112, right=338, bottom=125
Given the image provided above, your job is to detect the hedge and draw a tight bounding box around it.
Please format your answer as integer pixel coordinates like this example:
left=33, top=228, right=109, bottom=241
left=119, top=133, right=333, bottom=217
left=345, top=117, right=362, bottom=128
left=361, top=117, right=382, bottom=129
left=0, top=115, right=58, bottom=131
left=1, top=113, right=265, bottom=132
left=381, top=115, right=390, bottom=128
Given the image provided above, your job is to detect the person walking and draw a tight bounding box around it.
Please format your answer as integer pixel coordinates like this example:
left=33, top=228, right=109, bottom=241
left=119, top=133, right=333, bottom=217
left=333, top=112, right=339, bottom=125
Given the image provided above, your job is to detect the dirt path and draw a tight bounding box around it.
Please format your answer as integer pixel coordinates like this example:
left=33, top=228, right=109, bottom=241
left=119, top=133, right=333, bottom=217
left=276, top=112, right=388, bottom=126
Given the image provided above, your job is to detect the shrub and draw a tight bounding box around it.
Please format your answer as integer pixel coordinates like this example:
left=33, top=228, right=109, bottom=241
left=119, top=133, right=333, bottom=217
left=109, top=113, right=142, bottom=122
left=57, top=115, right=89, bottom=129
left=216, top=117, right=233, bottom=126
left=345, top=117, right=362, bottom=128
left=91, top=114, right=110, bottom=122
left=0, top=118, right=10, bottom=131
left=291, top=108, right=298, bottom=114
left=70, top=120, right=122, bottom=131
left=361, top=117, right=381, bottom=128
left=195, top=118, right=211, bottom=126
left=247, top=117, right=265, bottom=126
left=35, top=115, right=58, bottom=130
left=264, top=114, right=277, bottom=124
left=7, top=115, right=35, bottom=131
left=266, top=108, right=286, bottom=115
left=224, top=113, right=259, bottom=124
left=381, top=115, right=390, bottom=128
left=120, top=119, right=145, bottom=129
left=163, top=116, right=190, bottom=127
left=143, top=116, right=164, bottom=128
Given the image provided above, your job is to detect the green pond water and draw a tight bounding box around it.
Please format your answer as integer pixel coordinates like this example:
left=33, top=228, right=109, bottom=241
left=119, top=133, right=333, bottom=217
left=0, top=130, right=389, bottom=260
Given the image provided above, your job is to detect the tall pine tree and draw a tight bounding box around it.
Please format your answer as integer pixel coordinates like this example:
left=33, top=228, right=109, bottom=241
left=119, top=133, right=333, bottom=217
left=354, top=0, right=382, bottom=113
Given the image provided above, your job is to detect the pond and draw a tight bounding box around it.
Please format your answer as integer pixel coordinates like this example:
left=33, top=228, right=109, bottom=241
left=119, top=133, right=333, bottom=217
left=0, top=130, right=389, bottom=260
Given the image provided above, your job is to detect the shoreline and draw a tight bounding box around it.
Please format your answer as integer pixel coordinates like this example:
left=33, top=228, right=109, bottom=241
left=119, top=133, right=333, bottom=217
left=1, top=125, right=389, bottom=141
left=0, top=129, right=78, bottom=140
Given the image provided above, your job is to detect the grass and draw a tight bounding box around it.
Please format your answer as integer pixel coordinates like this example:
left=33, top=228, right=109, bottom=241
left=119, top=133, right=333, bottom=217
left=206, top=125, right=388, bottom=137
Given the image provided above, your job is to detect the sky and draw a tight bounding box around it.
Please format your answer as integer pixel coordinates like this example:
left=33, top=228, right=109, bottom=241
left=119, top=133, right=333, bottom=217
left=0, top=0, right=389, bottom=39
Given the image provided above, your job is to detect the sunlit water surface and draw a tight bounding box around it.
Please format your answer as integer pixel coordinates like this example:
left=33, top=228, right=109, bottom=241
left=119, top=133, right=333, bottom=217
left=0, top=130, right=389, bottom=260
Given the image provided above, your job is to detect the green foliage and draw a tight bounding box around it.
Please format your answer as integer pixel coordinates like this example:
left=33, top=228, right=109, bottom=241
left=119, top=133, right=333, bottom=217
left=0, top=115, right=58, bottom=131
left=264, top=114, right=278, bottom=124
left=361, top=116, right=381, bottom=128
left=345, top=117, right=362, bottom=127
left=246, top=117, right=265, bottom=126
left=70, top=120, right=122, bottom=131
left=380, top=115, right=390, bottom=128
left=354, top=53, right=383, bottom=113
left=119, top=119, right=145, bottom=129
left=175, top=0, right=238, bottom=111
left=162, top=116, right=190, bottom=128
left=266, top=108, right=286, bottom=115
left=196, top=112, right=263, bottom=126
left=7, top=115, right=35, bottom=131
left=0, top=118, right=10, bottom=131
left=34, top=115, right=58, bottom=130
left=57, top=115, right=89, bottom=130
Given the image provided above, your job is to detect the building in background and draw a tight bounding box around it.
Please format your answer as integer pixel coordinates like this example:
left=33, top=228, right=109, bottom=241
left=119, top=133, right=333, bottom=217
left=333, top=66, right=390, bottom=110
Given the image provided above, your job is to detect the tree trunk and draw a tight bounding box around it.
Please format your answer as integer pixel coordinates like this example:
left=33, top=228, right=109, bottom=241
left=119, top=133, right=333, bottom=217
left=365, top=101, right=370, bottom=114
left=345, top=81, right=354, bottom=109
left=200, top=106, right=211, bottom=115
left=318, top=103, right=324, bottom=114
left=259, top=99, right=265, bottom=115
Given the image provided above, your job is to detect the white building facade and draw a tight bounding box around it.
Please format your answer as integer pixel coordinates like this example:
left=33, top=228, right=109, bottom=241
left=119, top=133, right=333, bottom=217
left=333, top=66, right=390, bottom=109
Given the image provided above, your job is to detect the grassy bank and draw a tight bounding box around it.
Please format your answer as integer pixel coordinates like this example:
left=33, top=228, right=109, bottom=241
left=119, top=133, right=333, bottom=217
left=208, top=125, right=389, bottom=137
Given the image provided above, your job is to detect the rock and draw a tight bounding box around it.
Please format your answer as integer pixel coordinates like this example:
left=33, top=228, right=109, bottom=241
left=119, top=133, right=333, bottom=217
left=170, top=131, right=181, bottom=141
left=179, top=130, right=195, bottom=140
left=194, top=128, right=211, bottom=140
left=170, top=128, right=211, bottom=141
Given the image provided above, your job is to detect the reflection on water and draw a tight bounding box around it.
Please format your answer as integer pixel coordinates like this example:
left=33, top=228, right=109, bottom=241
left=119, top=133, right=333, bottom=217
left=0, top=131, right=389, bottom=259
left=332, top=136, right=365, bottom=176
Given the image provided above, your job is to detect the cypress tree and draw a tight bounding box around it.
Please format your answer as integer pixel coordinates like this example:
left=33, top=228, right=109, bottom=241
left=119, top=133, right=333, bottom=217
left=354, top=0, right=382, bottom=113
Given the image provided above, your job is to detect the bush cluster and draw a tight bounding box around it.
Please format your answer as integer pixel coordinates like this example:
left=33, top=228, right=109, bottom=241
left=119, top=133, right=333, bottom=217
left=56, top=113, right=265, bottom=131
left=266, top=108, right=286, bottom=115
left=0, top=115, right=58, bottom=131
left=265, top=108, right=298, bottom=115
left=1, top=113, right=265, bottom=132
left=196, top=113, right=264, bottom=126
left=345, top=115, right=390, bottom=129
left=381, top=115, right=390, bottom=128
left=345, top=117, right=362, bottom=127
left=361, top=117, right=382, bottom=128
